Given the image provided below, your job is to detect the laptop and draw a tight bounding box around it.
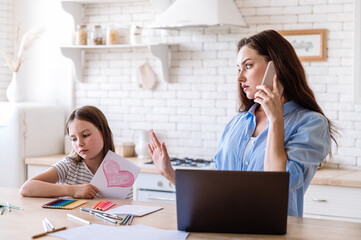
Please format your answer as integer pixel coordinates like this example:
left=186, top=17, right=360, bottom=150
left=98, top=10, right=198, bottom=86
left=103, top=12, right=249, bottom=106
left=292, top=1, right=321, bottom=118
left=175, top=169, right=289, bottom=235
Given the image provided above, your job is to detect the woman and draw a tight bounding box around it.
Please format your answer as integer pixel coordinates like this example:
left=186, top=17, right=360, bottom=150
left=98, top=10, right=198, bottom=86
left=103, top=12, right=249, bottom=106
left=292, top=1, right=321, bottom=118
left=148, top=30, right=337, bottom=217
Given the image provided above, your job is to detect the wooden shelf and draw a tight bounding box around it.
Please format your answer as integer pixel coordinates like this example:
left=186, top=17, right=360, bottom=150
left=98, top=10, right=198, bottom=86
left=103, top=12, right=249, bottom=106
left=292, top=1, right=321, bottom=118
left=60, top=0, right=175, bottom=83
left=61, top=43, right=160, bottom=49
left=61, top=44, right=174, bottom=82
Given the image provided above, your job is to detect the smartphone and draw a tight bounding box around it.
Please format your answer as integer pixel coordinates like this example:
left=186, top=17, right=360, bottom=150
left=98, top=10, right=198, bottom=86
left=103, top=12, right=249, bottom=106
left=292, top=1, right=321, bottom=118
left=261, top=61, right=284, bottom=96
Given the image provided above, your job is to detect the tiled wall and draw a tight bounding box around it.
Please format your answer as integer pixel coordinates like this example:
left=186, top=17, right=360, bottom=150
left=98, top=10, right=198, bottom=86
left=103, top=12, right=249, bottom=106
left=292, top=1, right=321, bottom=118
left=76, top=0, right=359, bottom=168
left=0, top=0, right=14, bottom=101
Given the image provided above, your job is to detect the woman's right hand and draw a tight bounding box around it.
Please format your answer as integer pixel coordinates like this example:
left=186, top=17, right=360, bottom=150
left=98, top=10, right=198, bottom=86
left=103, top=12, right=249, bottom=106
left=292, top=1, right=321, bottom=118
left=71, top=184, right=98, bottom=199
left=148, top=129, right=175, bottom=185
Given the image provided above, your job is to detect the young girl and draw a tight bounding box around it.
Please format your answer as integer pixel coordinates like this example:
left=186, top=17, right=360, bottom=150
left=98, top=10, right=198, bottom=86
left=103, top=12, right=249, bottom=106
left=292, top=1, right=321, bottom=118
left=20, top=105, right=132, bottom=199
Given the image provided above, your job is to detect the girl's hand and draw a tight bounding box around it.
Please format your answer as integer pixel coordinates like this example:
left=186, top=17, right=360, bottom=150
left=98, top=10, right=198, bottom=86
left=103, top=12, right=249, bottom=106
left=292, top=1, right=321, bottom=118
left=148, top=129, right=175, bottom=185
left=71, top=184, right=98, bottom=199
left=254, top=75, right=284, bottom=123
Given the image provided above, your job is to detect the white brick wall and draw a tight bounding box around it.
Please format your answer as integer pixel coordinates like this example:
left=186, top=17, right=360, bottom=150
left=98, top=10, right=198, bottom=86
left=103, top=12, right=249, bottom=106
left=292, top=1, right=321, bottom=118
left=72, top=0, right=361, bottom=168
left=0, top=0, right=358, bottom=168
left=0, top=0, right=14, bottom=101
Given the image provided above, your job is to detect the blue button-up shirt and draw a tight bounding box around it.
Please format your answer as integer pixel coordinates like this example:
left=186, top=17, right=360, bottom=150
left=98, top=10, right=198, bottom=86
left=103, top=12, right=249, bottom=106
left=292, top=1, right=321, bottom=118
left=214, top=101, right=331, bottom=217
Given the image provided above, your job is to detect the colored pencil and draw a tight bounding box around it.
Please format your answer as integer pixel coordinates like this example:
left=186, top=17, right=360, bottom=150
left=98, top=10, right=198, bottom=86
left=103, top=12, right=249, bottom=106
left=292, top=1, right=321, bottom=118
left=128, top=215, right=134, bottom=225
left=65, top=200, right=84, bottom=209
left=99, top=201, right=109, bottom=210
left=42, top=199, right=87, bottom=209
left=51, top=199, right=70, bottom=207
left=97, top=200, right=108, bottom=210
left=92, top=200, right=102, bottom=209
left=102, top=201, right=115, bottom=211
left=31, top=226, right=67, bottom=239
left=94, top=212, right=117, bottom=224
left=121, top=214, right=131, bottom=225
left=56, top=200, right=75, bottom=207
left=43, top=199, right=62, bottom=206
left=80, top=207, right=123, bottom=221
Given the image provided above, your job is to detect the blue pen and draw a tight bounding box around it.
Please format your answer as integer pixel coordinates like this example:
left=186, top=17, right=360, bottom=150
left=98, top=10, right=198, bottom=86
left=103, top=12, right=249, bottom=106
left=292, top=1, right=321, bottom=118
left=80, top=207, right=123, bottom=220
left=94, top=213, right=117, bottom=224
left=80, top=207, right=108, bottom=215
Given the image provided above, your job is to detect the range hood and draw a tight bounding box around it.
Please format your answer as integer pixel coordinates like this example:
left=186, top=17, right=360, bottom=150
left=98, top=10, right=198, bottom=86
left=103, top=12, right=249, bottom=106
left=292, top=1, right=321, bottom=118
left=149, top=0, right=247, bottom=29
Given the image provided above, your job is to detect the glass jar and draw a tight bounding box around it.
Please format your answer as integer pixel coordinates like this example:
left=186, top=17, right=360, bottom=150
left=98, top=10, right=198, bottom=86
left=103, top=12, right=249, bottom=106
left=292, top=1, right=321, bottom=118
left=90, top=25, right=103, bottom=45
left=75, top=24, right=87, bottom=45
left=106, top=25, right=119, bottom=45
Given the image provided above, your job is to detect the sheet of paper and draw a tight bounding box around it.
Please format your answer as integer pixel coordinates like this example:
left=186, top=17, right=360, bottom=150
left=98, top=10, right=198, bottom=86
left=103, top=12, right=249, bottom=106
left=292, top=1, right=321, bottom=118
left=105, top=205, right=163, bottom=216
left=50, top=224, right=189, bottom=240
left=90, top=150, right=141, bottom=199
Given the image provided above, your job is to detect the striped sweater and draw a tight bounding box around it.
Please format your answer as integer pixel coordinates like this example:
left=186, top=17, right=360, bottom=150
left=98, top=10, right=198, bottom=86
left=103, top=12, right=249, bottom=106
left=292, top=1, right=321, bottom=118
left=52, top=156, right=133, bottom=200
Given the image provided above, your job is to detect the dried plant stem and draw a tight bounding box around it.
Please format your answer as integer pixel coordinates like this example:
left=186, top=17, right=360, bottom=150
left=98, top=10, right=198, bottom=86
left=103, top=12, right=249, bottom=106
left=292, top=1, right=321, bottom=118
left=14, top=23, right=21, bottom=57
left=0, top=49, right=16, bottom=72
left=0, top=26, right=46, bottom=74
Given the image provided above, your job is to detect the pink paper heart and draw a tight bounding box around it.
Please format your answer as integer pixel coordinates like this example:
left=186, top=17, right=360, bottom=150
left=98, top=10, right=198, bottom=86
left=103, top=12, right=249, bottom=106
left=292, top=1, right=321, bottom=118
left=103, top=159, right=134, bottom=188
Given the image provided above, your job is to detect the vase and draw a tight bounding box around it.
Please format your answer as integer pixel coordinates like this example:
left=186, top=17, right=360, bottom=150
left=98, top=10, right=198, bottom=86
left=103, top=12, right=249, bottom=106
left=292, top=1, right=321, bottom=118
left=6, top=72, right=25, bottom=103
left=134, top=130, right=151, bottom=158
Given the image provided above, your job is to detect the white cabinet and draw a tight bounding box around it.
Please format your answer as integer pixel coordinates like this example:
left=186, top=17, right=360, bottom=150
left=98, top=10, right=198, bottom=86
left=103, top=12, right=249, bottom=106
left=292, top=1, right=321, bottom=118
left=27, top=165, right=52, bottom=179
left=25, top=154, right=65, bottom=180
left=0, top=103, right=65, bottom=187
left=135, top=173, right=176, bottom=204
left=60, top=0, right=175, bottom=82
left=304, top=184, right=361, bottom=223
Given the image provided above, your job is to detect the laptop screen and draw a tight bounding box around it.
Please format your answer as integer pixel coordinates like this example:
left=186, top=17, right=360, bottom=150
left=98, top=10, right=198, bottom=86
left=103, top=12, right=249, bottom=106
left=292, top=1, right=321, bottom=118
left=175, top=170, right=289, bottom=235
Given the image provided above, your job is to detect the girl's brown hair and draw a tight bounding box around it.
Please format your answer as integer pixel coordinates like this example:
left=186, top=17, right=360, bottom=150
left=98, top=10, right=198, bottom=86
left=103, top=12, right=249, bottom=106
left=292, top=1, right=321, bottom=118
left=237, top=30, right=337, bottom=149
left=66, top=105, right=114, bottom=161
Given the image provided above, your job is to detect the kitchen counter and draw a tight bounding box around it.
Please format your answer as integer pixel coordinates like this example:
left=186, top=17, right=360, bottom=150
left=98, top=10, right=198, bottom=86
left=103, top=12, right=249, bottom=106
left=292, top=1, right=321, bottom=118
left=1, top=187, right=361, bottom=239
left=25, top=154, right=157, bottom=173
left=311, top=168, right=361, bottom=188
left=25, top=155, right=361, bottom=188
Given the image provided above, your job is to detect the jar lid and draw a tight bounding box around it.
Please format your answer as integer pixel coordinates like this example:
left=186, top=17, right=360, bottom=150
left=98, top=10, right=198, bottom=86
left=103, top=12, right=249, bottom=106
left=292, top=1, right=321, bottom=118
left=94, top=25, right=101, bottom=28
left=77, top=24, right=87, bottom=28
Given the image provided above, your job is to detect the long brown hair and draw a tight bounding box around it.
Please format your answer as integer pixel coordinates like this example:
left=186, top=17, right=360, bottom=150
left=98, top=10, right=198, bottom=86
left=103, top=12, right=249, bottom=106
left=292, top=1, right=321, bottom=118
left=66, top=105, right=115, bottom=162
left=237, top=29, right=338, bottom=148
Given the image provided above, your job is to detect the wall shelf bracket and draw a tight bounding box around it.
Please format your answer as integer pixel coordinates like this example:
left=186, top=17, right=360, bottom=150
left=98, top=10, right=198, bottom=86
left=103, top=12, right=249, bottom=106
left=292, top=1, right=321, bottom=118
left=149, top=44, right=171, bottom=83
left=61, top=47, right=83, bottom=82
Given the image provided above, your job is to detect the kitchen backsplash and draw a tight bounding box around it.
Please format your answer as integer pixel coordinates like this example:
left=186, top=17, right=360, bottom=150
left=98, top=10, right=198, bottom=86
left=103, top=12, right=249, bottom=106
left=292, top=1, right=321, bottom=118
left=1, top=0, right=360, bottom=169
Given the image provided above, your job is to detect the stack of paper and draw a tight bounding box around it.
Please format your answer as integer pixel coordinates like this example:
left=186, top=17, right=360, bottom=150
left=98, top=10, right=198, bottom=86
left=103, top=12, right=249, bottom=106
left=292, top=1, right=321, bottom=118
left=105, top=205, right=163, bottom=216
left=50, top=224, right=189, bottom=240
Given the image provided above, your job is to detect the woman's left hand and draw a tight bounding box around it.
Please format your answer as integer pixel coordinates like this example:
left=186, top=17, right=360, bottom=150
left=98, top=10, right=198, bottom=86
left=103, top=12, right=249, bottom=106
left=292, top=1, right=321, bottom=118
left=254, top=75, right=284, bottom=123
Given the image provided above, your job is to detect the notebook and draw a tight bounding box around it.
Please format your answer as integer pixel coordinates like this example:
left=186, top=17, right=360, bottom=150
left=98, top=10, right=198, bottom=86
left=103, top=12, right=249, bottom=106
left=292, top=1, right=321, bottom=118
left=175, top=169, right=289, bottom=235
